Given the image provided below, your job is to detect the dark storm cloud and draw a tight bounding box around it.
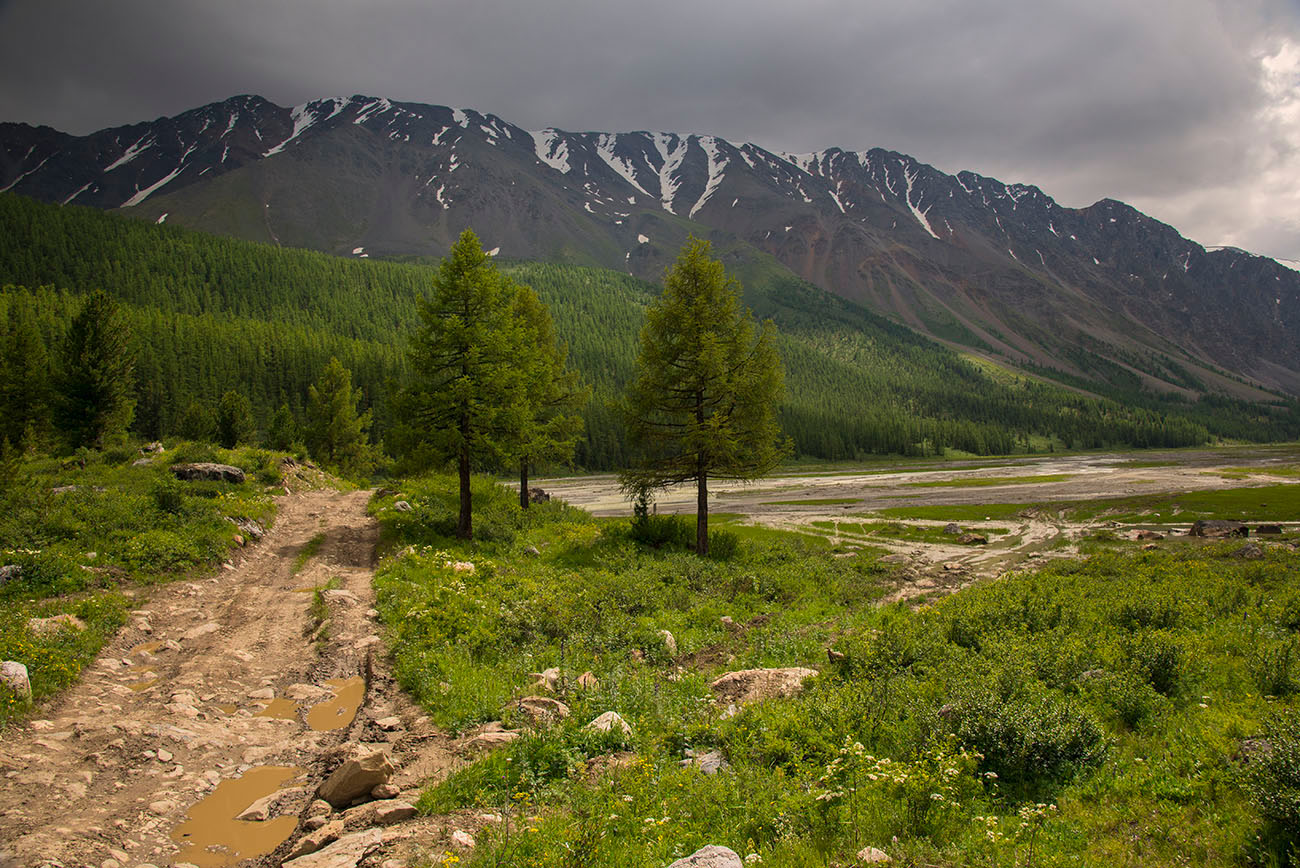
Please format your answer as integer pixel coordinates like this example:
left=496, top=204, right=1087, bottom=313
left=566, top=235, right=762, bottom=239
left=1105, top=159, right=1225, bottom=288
left=2, top=0, right=1299, bottom=257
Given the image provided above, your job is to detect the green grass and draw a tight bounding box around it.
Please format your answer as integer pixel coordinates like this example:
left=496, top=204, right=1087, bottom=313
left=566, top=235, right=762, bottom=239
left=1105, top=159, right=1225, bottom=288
left=372, top=473, right=1300, bottom=866
left=903, top=473, right=1075, bottom=488
left=292, top=533, right=327, bottom=575
left=812, top=520, right=1010, bottom=544
left=0, top=441, right=282, bottom=726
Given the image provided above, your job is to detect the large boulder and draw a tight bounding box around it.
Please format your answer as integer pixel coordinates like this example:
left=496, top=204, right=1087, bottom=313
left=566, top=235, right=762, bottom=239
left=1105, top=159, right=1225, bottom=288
left=171, top=462, right=246, bottom=484
left=1, top=661, right=31, bottom=701
left=709, top=668, right=818, bottom=706
left=27, top=614, right=87, bottom=636
left=318, top=746, right=395, bottom=808
left=666, top=845, right=743, bottom=868
left=1188, top=519, right=1248, bottom=538
left=506, top=696, right=570, bottom=726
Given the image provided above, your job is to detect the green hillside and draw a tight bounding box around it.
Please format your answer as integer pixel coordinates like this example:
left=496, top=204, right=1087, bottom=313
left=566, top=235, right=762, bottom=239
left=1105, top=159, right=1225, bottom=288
left=1, top=192, right=1296, bottom=467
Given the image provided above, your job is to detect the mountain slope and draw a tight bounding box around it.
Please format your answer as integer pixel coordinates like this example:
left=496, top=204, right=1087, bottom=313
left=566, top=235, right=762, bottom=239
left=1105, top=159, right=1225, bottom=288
left=8, top=192, right=1290, bottom=464
left=3, top=94, right=1298, bottom=395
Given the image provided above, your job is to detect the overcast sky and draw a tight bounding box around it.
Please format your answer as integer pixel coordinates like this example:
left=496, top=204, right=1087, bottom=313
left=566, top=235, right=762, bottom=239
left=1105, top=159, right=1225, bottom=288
left=3, top=0, right=1300, bottom=260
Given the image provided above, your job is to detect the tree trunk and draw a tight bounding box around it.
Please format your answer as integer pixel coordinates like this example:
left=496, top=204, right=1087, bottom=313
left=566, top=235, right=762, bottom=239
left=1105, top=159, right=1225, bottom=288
left=520, top=457, right=530, bottom=509
left=696, top=470, right=709, bottom=556
left=457, top=418, right=472, bottom=539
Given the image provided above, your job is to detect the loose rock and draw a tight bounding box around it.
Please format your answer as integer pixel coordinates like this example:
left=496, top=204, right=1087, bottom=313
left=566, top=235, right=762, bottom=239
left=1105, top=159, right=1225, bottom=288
left=0, top=564, right=19, bottom=586
left=1, top=661, right=31, bottom=701
left=26, top=614, right=87, bottom=636
left=585, top=711, right=632, bottom=736
left=942, top=523, right=962, bottom=535
left=857, top=847, right=892, bottom=864
left=680, top=749, right=730, bottom=775
left=392, top=501, right=412, bottom=513
left=1257, top=524, right=1283, bottom=535
left=318, top=746, right=395, bottom=808
left=659, top=629, right=678, bottom=656
left=709, top=668, right=818, bottom=706
left=370, top=783, right=400, bottom=799
left=576, top=671, right=599, bottom=691
left=666, top=845, right=743, bottom=868
left=170, top=463, right=246, bottom=484
left=1234, top=542, right=1265, bottom=560
left=1188, top=519, right=1248, bottom=538
left=507, top=696, right=570, bottom=725
left=285, top=820, right=343, bottom=859
left=957, top=533, right=987, bottom=545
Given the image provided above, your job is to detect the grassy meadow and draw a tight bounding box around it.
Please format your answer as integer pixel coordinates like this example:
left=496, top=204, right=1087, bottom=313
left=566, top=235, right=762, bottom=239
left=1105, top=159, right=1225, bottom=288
left=371, top=475, right=1300, bottom=867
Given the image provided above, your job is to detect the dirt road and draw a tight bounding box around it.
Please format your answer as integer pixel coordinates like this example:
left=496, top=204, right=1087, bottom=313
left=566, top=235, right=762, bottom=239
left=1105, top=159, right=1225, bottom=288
left=0, top=489, right=455, bottom=868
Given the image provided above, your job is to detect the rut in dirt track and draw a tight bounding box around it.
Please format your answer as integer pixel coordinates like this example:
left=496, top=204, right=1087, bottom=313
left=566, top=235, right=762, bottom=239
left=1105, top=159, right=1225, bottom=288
left=0, top=488, right=455, bottom=868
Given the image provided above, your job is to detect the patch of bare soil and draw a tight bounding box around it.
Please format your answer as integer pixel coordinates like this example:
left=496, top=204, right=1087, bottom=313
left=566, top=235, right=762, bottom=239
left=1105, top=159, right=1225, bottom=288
left=0, top=489, right=459, bottom=868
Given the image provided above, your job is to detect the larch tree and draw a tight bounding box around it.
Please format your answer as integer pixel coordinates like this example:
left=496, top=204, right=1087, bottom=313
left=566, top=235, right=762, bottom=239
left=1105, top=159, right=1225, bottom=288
left=304, top=358, right=372, bottom=476
left=621, top=237, right=789, bottom=555
left=400, top=229, right=528, bottom=539
left=58, top=290, right=136, bottom=449
left=510, top=285, right=587, bottom=508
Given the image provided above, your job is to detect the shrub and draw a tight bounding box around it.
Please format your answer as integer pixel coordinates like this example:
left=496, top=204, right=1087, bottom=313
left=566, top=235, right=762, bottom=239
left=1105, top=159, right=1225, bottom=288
left=1244, top=710, right=1300, bottom=846
left=150, top=478, right=184, bottom=515
left=1250, top=637, right=1299, bottom=697
left=946, top=686, right=1107, bottom=784
left=1123, top=631, right=1184, bottom=696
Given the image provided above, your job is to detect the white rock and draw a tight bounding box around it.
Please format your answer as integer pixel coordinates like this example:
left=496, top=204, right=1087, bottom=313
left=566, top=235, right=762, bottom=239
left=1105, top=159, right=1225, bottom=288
left=857, top=847, right=891, bottom=864
left=451, top=830, right=476, bottom=848
left=585, top=711, right=632, bottom=736
left=1, top=661, right=31, bottom=701
left=659, top=630, right=678, bottom=656
left=666, top=845, right=743, bottom=868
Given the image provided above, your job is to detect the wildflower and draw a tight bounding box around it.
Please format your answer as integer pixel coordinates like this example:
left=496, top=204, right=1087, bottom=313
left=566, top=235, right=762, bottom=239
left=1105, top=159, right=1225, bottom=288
left=745, top=855, right=763, bottom=864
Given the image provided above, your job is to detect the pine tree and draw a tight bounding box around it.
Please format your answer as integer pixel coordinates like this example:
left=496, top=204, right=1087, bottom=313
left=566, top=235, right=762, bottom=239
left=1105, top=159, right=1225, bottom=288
left=397, top=229, right=528, bottom=539
left=265, top=402, right=299, bottom=452
left=510, top=285, right=587, bottom=508
left=304, top=358, right=372, bottom=476
left=177, top=400, right=216, bottom=442
left=216, top=389, right=257, bottom=448
left=0, top=293, right=52, bottom=447
left=621, top=238, right=790, bottom=555
left=58, top=290, right=136, bottom=449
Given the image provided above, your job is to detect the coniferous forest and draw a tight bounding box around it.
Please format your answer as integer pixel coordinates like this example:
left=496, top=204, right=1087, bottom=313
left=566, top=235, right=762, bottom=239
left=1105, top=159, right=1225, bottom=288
left=1, top=191, right=1297, bottom=469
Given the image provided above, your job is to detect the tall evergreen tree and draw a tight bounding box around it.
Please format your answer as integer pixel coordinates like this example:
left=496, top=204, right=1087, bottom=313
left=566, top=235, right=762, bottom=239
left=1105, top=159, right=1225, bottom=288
left=621, top=238, right=790, bottom=555
left=398, top=229, right=528, bottom=539
left=304, top=358, right=372, bottom=476
left=0, top=292, right=52, bottom=447
left=265, top=402, right=299, bottom=452
left=58, top=290, right=136, bottom=449
left=215, top=389, right=257, bottom=448
left=510, top=285, right=587, bottom=508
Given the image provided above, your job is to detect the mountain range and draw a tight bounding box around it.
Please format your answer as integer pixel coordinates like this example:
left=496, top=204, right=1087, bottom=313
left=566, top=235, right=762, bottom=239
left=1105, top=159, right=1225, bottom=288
left=3, top=94, right=1298, bottom=397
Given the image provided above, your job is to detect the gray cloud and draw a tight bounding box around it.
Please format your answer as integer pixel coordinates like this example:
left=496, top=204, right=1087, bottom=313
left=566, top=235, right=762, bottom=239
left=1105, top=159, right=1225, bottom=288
left=2, top=0, right=1300, bottom=258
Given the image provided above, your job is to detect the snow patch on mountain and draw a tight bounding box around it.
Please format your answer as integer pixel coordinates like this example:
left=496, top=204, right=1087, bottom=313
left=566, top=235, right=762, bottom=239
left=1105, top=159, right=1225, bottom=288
left=265, top=102, right=320, bottom=156
left=122, top=163, right=186, bottom=207
left=105, top=136, right=153, bottom=172
left=689, top=136, right=728, bottom=218
left=653, top=133, right=687, bottom=214
left=902, top=164, right=941, bottom=240
left=595, top=134, right=651, bottom=197
left=532, top=130, right=571, bottom=174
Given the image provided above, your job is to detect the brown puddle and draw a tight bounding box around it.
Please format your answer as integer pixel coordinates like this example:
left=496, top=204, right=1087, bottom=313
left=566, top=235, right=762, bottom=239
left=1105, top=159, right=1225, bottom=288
left=128, top=677, right=160, bottom=693
left=254, top=698, right=299, bottom=721
left=130, top=640, right=163, bottom=655
left=170, top=765, right=302, bottom=867
left=307, top=677, right=365, bottom=731
left=215, top=703, right=238, bottom=714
